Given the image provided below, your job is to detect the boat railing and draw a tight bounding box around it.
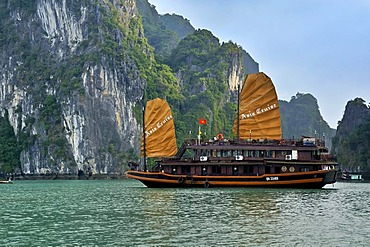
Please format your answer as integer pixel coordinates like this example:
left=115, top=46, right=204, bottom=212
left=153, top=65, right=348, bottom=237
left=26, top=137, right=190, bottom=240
left=184, top=137, right=331, bottom=151
left=193, top=156, right=265, bottom=162
left=192, top=138, right=314, bottom=148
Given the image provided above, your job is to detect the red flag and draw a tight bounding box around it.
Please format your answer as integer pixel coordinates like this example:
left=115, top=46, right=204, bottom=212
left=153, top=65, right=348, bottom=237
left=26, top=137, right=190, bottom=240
left=199, top=118, right=206, bottom=125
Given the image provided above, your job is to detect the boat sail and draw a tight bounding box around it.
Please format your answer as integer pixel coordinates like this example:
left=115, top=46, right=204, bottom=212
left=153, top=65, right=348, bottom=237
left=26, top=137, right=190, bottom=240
left=234, top=72, right=282, bottom=140
left=141, top=98, right=177, bottom=157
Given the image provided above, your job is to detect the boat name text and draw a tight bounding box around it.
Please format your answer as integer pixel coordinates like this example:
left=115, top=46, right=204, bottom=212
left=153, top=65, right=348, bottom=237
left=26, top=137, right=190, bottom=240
left=266, top=177, right=279, bottom=181
left=241, top=103, right=277, bottom=119
left=145, top=115, right=173, bottom=138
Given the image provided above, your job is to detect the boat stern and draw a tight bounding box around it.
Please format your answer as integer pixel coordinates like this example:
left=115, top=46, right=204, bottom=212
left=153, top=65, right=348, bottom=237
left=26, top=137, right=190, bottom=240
left=323, top=169, right=338, bottom=185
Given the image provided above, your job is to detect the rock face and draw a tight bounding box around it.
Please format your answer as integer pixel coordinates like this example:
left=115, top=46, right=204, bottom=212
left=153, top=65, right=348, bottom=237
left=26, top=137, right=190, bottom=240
left=1, top=0, right=258, bottom=175
left=335, top=98, right=370, bottom=137
left=332, top=98, right=370, bottom=171
left=279, top=93, right=336, bottom=149
left=0, top=0, right=145, bottom=175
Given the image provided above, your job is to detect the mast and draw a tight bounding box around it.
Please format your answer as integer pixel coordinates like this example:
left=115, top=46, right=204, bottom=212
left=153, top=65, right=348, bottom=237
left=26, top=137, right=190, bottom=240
left=142, top=92, right=147, bottom=171
left=237, top=83, right=240, bottom=140
left=143, top=106, right=147, bottom=171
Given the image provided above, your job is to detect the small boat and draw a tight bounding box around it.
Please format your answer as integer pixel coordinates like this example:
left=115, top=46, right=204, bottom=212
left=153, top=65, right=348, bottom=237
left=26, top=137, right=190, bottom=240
left=0, top=179, right=13, bottom=184
left=126, top=72, right=338, bottom=188
left=340, top=171, right=364, bottom=182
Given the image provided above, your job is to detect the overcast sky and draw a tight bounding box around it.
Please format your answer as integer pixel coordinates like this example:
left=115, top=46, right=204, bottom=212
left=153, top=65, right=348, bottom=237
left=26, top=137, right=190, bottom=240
left=149, top=0, right=370, bottom=128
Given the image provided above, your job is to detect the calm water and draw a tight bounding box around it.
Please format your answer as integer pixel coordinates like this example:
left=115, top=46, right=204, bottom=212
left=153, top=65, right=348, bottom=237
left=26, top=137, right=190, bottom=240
left=1, top=180, right=369, bottom=246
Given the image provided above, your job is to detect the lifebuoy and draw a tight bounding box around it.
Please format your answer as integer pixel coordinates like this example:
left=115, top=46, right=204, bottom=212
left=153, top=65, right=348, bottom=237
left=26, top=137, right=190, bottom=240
left=217, top=133, right=224, bottom=141
left=204, top=181, right=210, bottom=188
left=281, top=166, right=287, bottom=172
left=178, top=177, right=185, bottom=184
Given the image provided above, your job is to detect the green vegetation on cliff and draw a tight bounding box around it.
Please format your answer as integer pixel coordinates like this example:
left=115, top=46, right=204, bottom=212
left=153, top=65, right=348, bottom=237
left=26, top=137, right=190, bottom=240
left=136, top=0, right=195, bottom=63
left=166, top=30, right=248, bottom=142
left=160, top=14, right=195, bottom=39
left=0, top=111, right=21, bottom=174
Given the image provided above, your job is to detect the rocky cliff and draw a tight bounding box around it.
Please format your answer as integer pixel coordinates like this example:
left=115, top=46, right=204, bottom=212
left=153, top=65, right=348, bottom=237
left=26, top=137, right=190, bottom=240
left=279, top=93, right=336, bottom=149
left=332, top=98, right=370, bottom=171
left=0, top=0, right=147, bottom=175
left=0, top=0, right=259, bottom=176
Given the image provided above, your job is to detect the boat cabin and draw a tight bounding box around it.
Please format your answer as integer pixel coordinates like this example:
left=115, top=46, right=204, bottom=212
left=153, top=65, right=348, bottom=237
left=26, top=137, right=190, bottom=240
left=156, top=138, right=334, bottom=177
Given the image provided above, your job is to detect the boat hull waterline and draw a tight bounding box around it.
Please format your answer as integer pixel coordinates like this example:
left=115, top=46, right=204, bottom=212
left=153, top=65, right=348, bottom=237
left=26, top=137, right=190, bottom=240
left=126, top=169, right=337, bottom=189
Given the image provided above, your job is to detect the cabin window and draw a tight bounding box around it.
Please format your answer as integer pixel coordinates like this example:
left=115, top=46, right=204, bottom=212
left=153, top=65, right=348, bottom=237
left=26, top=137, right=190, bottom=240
left=216, top=151, right=222, bottom=157
left=244, top=165, right=254, bottom=174
left=221, top=166, right=227, bottom=174
left=259, top=151, right=264, bottom=157
left=212, top=165, right=221, bottom=174
left=265, top=165, right=271, bottom=174
left=256, top=165, right=264, bottom=175
left=248, top=151, right=254, bottom=157
left=300, top=167, right=310, bottom=172
left=223, top=150, right=231, bottom=157
left=314, top=150, right=320, bottom=160
left=200, top=149, right=208, bottom=156
left=255, top=150, right=260, bottom=157
left=226, top=166, right=233, bottom=175
left=265, top=151, right=272, bottom=158
left=181, top=166, right=190, bottom=174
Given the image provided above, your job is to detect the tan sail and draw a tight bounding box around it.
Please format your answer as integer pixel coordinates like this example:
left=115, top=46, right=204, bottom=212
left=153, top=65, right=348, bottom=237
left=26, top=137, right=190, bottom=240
left=233, top=72, right=282, bottom=140
left=141, top=98, right=178, bottom=157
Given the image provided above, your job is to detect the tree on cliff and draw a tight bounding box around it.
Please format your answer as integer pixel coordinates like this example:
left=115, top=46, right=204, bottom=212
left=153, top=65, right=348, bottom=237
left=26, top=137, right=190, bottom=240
left=0, top=111, right=21, bottom=174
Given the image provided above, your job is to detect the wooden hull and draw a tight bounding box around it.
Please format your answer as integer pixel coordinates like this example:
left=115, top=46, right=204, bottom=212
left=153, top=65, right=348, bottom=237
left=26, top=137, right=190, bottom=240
left=126, top=170, right=337, bottom=189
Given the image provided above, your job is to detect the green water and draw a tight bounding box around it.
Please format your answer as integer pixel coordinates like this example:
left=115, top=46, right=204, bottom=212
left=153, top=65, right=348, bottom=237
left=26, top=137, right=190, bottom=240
left=1, top=180, right=369, bottom=246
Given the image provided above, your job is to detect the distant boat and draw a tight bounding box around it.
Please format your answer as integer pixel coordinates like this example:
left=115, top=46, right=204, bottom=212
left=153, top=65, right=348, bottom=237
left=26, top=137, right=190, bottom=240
left=0, top=179, right=13, bottom=184
left=126, top=72, right=338, bottom=188
left=340, top=171, right=364, bottom=182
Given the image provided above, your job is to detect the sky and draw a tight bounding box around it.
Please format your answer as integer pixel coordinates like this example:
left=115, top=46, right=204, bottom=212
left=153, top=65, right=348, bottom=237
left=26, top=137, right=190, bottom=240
left=149, top=0, right=370, bottom=128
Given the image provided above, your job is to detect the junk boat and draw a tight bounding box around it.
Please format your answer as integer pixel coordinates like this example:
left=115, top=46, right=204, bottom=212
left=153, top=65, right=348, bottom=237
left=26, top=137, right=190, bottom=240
left=126, top=72, right=337, bottom=188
